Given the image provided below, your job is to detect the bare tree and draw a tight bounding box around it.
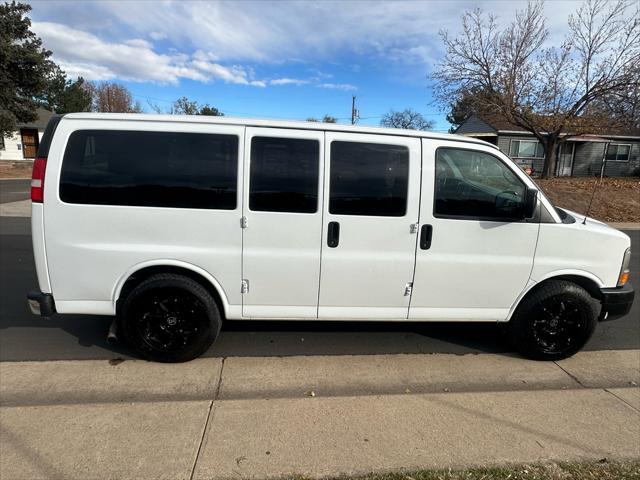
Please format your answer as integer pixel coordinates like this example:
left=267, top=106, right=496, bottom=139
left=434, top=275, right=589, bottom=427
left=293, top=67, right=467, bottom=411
left=432, top=0, right=640, bottom=177
left=89, top=82, right=142, bottom=113
left=381, top=109, right=434, bottom=130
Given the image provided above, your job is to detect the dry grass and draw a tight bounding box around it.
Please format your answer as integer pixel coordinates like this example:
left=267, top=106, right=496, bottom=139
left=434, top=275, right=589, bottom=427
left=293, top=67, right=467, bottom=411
left=0, top=160, right=33, bottom=179
left=310, top=461, right=640, bottom=480
left=535, top=177, right=639, bottom=223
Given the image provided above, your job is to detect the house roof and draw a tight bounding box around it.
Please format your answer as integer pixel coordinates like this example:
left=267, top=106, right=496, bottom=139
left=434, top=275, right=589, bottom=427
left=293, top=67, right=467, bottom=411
left=457, top=113, right=640, bottom=139
left=16, top=107, right=54, bottom=130
left=475, top=115, right=529, bottom=133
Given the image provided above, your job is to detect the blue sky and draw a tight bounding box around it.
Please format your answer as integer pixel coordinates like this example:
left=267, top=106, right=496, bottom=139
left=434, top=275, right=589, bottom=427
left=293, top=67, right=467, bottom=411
left=28, top=0, right=582, bottom=131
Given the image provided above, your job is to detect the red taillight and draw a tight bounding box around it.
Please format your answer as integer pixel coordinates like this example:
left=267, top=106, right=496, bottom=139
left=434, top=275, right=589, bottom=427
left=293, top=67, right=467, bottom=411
left=31, top=157, right=47, bottom=203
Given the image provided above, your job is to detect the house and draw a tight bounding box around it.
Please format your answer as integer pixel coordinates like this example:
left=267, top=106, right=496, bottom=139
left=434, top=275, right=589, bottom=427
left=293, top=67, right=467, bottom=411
left=455, top=114, right=640, bottom=177
left=0, top=108, right=54, bottom=162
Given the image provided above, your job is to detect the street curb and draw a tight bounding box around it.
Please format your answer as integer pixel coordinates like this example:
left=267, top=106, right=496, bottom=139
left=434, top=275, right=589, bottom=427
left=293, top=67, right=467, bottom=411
left=1, top=350, right=637, bottom=407
left=0, top=200, right=30, bottom=217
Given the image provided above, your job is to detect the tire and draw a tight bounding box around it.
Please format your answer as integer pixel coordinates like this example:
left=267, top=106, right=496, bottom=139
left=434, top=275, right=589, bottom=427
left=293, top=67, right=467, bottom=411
left=119, top=273, right=221, bottom=362
left=508, top=280, right=599, bottom=360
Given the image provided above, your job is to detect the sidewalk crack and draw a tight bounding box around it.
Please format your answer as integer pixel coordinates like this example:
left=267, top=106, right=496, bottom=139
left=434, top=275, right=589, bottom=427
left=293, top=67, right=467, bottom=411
left=553, top=361, right=586, bottom=388
left=604, top=388, right=640, bottom=414
left=214, top=357, right=226, bottom=401
left=189, top=357, right=226, bottom=480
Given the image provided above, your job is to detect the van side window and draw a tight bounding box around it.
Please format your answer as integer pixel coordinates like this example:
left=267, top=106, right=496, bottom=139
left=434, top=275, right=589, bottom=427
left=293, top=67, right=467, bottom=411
left=329, top=141, right=408, bottom=216
left=435, top=148, right=526, bottom=220
left=60, top=130, right=238, bottom=209
left=249, top=137, right=319, bottom=213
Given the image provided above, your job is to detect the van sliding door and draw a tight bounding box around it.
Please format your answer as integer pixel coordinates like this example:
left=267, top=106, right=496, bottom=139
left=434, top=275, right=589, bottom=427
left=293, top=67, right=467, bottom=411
left=241, top=127, right=324, bottom=318
left=318, top=133, right=421, bottom=319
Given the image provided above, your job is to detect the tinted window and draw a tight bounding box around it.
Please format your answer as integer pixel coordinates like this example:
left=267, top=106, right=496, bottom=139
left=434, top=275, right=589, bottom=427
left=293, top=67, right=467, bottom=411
left=249, top=137, right=319, bottom=213
left=435, top=148, right=526, bottom=220
left=60, top=130, right=238, bottom=209
left=330, top=141, right=408, bottom=216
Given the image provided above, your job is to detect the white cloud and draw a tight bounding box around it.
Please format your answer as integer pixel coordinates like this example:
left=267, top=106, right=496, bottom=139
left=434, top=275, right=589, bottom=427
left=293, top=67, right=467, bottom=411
left=30, top=0, right=584, bottom=86
left=319, top=83, right=357, bottom=91
left=33, top=0, right=582, bottom=64
left=270, top=78, right=310, bottom=86
left=32, top=22, right=268, bottom=86
left=149, top=31, right=167, bottom=41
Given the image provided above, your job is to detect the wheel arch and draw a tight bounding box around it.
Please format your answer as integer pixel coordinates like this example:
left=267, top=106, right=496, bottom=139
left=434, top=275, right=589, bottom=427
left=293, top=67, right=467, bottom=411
left=506, top=271, right=603, bottom=322
left=112, top=260, right=230, bottom=318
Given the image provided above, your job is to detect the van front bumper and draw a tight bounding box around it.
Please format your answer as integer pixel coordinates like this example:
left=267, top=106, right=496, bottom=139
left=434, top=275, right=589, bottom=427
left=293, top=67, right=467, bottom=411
left=599, top=283, right=634, bottom=321
left=27, top=289, right=56, bottom=317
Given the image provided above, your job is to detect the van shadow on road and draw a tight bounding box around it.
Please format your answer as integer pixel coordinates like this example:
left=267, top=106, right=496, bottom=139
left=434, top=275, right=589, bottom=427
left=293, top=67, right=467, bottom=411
left=1, top=217, right=638, bottom=362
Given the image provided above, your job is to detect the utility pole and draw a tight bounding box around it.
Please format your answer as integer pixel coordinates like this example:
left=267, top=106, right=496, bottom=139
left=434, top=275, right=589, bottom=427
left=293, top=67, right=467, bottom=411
left=351, top=96, right=359, bottom=125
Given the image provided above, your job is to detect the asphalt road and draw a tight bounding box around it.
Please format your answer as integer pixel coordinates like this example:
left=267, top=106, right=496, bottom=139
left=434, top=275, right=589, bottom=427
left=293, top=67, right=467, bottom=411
left=0, top=179, right=30, bottom=204
left=0, top=216, right=638, bottom=362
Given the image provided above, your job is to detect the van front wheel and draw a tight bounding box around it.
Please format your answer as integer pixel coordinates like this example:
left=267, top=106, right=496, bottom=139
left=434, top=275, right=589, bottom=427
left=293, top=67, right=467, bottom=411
left=119, top=274, right=221, bottom=362
left=508, top=280, right=599, bottom=360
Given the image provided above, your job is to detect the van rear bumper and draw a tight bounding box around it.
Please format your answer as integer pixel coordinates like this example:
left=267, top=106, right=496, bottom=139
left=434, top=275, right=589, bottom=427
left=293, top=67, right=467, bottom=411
left=27, top=289, right=56, bottom=317
left=599, top=283, right=634, bottom=321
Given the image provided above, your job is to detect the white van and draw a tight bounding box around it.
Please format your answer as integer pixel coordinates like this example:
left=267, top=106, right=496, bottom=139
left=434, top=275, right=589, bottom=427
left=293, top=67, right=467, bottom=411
left=27, top=113, right=634, bottom=362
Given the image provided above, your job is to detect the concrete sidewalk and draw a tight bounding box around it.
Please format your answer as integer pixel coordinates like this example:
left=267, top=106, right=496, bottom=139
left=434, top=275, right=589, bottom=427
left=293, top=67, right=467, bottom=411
left=1, top=350, right=639, bottom=479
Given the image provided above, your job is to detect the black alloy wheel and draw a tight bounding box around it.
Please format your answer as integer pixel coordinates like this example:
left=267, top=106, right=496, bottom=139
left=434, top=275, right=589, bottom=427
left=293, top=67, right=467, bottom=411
left=508, top=280, right=599, bottom=360
left=120, top=274, right=221, bottom=362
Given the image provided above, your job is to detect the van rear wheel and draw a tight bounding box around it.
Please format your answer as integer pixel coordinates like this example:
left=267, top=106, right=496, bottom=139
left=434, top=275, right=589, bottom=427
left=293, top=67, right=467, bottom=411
left=508, top=280, right=599, bottom=360
left=119, top=274, right=221, bottom=362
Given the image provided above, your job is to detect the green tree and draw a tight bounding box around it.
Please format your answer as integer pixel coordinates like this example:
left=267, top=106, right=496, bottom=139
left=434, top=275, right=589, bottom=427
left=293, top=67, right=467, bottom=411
left=171, top=96, right=199, bottom=115
left=0, top=1, right=56, bottom=136
left=170, top=97, right=223, bottom=116
left=198, top=104, right=223, bottom=116
left=446, top=89, right=479, bottom=133
left=38, top=66, right=92, bottom=114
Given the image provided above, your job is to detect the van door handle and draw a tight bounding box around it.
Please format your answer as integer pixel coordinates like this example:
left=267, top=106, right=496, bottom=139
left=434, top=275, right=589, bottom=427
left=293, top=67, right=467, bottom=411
left=420, top=224, right=433, bottom=250
left=327, top=221, right=340, bottom=248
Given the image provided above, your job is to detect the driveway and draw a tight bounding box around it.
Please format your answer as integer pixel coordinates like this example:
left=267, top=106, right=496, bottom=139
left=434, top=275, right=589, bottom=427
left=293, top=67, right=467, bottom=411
left=0, top=179, right=30, bottom=204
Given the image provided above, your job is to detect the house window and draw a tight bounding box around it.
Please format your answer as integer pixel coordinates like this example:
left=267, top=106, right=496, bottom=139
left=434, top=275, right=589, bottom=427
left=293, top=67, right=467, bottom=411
left=0, top=135, right=4, bottom=150
left=605, top=144, right=631, bottom=162
left=509, top=139, right=544, bottom=158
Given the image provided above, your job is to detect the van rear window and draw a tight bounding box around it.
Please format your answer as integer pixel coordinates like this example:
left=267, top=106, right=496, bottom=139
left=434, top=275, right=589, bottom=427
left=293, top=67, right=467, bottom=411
left=60, top=130, right=238, bottom=209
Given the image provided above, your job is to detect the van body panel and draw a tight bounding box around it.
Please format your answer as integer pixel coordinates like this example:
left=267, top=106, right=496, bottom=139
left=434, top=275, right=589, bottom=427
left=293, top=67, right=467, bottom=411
left=42, top=118, right=244, bottom=311
left=31, top=203, right=51, bottom=293
left=318, top=132, right=421, bottom=319
left=55, top=300, right=114, bottom=315
left=241, top=127, right=324, bottom=318
left=409, top=139, right=540, bottom=321
left=111, top=258, right=234, bottom=317
left=532, top=219, right=630, bottom=289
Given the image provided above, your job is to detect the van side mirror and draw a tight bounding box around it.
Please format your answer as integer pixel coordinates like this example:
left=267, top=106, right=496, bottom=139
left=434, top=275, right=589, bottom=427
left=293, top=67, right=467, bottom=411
left=523, top=188, right=538, bottom=219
